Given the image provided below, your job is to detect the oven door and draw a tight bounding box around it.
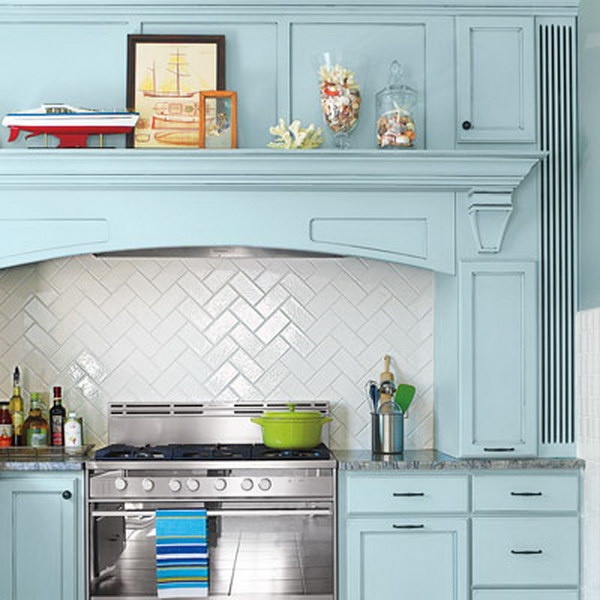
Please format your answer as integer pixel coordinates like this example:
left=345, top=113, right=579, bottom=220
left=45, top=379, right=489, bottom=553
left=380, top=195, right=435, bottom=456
left=88, top=500, right=335, bottom=600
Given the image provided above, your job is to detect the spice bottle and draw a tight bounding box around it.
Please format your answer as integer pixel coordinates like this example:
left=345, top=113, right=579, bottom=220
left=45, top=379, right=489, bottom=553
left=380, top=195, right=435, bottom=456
left=64, top=413, right=83, bottom=447
left=375, top=61, right=417, bottom=149
left=0, top=402, right=12, bottom=447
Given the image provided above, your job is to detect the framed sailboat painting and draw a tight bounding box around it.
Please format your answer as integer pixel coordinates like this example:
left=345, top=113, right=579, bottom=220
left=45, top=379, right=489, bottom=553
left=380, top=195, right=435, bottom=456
left=127, top=34, right=225, bottom=148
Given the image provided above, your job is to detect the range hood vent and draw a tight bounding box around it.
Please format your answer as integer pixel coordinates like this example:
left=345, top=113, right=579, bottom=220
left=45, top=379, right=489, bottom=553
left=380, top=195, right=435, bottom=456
left=94, top=246, right=341, bottom=259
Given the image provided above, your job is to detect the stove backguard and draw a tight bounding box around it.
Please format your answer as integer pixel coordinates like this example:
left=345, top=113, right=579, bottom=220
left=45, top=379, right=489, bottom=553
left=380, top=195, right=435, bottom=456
left=107, top=402, right=331, bottom=446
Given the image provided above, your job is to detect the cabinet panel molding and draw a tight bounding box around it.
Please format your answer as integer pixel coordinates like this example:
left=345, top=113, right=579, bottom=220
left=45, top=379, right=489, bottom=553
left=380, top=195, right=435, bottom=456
left=0, top=474, right=84, bottom=600
left=346, top=518, right=468, bottom=600
left=459, top=261, right=538, bottom=457
left=457, top=17, right=535, bottom=143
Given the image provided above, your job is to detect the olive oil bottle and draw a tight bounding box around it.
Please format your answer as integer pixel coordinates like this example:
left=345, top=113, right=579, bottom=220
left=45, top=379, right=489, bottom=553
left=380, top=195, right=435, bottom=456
left=8, top=367, right=24, bottom=446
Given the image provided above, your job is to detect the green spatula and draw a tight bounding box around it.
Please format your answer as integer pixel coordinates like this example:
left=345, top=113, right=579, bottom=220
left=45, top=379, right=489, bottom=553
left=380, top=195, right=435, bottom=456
left=393, top=384, right=416, bottom=413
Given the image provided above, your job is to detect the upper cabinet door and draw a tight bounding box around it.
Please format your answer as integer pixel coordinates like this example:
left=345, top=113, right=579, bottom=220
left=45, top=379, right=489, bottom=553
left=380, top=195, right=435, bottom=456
left=457, top=17, right=536, bottom=144
left=459, top=261, right=538, bottom=457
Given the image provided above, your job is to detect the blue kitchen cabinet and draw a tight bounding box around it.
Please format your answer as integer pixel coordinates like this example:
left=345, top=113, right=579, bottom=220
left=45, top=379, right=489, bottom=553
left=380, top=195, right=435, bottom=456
left=457, top=17, right=536, bottom=144
left=339, top=470, right=581, bottom=600
left=339, top=472, right=469, bottom=600
left=459, top=261, right=538, bottom=457
left=0, top=472, right=85, bottom=600
left=344, top=518, right=468, bottom=600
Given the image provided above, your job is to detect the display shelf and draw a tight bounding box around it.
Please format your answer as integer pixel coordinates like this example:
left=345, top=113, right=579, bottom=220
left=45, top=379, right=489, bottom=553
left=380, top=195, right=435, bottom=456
left=0, top=149, right=544, bottom=191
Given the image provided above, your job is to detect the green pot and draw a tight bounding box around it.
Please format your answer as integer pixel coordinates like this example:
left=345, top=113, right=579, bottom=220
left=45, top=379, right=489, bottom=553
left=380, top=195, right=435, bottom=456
left=251, top=404, right=333, bottom=450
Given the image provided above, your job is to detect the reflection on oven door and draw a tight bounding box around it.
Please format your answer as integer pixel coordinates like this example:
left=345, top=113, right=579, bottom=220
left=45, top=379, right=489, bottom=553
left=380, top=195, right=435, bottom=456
left=90, top=504, right=334, bottom=600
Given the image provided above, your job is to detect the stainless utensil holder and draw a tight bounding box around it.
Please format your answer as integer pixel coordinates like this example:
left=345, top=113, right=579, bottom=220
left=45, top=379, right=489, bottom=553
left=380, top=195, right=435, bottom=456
left=371, top=402, right=404, bottom=455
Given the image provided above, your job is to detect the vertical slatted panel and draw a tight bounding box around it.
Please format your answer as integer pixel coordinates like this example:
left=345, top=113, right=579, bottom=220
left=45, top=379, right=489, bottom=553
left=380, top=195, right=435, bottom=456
left=539, top=22, right=577, bottom=449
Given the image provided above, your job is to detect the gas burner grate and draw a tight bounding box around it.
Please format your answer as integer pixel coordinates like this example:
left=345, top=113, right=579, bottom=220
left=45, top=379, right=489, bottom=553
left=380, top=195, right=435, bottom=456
left=94, top=443, right=331, bottom=461
left=94, top=444, right=174, bottom=460
left=173, top=444, right=253, bottom=461
left=252, top=444, right=331, bottom=461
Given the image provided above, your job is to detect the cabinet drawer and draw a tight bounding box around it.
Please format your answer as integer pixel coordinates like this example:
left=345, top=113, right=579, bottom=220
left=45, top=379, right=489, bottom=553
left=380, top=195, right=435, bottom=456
left=472, top=517, right=579, bottom=586
left=346, top=475, right=469, bottom=514
left=474, top=592, right=578, bottom=600
left=473, top=473, right=579, bottom=512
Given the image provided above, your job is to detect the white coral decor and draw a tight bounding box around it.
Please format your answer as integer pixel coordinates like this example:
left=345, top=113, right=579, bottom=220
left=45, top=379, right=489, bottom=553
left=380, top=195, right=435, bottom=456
left=268, top=118, right=324, bottom=149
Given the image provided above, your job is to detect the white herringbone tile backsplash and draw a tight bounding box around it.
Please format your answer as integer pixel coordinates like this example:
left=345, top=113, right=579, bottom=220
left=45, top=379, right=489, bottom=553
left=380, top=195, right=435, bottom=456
left=0, top=255, right=434, bottom=450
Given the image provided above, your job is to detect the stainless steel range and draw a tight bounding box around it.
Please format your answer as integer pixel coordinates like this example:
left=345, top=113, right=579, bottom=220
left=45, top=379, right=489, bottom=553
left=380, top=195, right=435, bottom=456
left=86, top=402, right=337, bottom=600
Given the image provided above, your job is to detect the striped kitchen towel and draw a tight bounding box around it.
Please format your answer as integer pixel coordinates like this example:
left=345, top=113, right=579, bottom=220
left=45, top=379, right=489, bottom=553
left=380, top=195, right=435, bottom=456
left=155, top=509, right=208, bottom=598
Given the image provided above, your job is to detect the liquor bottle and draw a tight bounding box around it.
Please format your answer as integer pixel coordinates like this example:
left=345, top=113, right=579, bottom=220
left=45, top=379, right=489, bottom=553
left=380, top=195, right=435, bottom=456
left=8, top=367, right=24, bottom=446
left=24, top=393, right=49, bottom=447
left=0, top=402, right=12, bottom=447
left=49, top=386, right=66, bottom=446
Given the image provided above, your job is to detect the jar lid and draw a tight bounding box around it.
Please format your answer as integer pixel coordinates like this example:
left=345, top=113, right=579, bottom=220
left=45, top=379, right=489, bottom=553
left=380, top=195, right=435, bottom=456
left=376, top=60, right=417, bottom=104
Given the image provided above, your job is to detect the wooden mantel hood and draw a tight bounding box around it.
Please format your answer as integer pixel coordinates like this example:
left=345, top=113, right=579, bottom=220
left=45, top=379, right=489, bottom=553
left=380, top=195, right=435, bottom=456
left=0, top=149, right=543, bottom=272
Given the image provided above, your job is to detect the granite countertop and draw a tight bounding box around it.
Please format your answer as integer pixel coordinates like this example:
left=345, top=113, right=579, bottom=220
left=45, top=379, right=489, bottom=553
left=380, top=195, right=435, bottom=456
left=333, top=449, right=585, bottom=471
left=0, top=445, right=94, bottom=471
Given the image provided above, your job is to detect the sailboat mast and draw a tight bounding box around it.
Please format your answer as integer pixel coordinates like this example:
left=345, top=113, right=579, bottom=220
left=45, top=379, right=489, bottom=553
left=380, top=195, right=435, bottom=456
left=175, top=48, right=182, bottom=96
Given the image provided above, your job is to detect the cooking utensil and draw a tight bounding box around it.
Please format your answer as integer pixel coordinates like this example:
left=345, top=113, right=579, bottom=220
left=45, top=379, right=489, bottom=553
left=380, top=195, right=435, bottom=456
left=365, top=380, right=380, bottom=411
left=251, top=403, right=332, bottom=450
left=379, top=355, right=394, bottom=386
left=394, top=384, right=416, bottom=413
left=379, top=355, right=396, bottom=412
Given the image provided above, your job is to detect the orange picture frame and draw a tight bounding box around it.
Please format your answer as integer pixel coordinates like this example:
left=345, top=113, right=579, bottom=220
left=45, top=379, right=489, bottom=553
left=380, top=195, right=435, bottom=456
left=199, top=90, right=237, bottom=149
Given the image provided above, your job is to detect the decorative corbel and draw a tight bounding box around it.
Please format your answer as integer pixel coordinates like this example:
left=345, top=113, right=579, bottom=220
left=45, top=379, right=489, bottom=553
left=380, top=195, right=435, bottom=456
left=468, top=190, right=514, bottom=254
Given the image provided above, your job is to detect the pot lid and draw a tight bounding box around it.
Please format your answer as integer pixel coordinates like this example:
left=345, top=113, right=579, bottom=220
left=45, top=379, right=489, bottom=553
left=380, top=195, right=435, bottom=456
left=261, top=403, right=325, bottom=421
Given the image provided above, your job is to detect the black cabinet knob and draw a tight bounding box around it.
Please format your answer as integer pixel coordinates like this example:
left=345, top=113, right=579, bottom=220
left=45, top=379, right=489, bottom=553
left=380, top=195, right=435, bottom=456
left=62, top=490, right=72, bottom=500
left=462, top=120, right=473, bottom=130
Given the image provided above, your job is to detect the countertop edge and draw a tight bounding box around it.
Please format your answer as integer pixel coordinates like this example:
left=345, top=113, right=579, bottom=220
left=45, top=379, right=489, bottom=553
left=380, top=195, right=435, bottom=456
left=334, top=450, right=585, bottom=471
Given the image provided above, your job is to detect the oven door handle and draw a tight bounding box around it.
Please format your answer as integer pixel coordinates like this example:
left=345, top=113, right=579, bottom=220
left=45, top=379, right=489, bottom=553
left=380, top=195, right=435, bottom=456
left=91, top=509, right=333, bottom=518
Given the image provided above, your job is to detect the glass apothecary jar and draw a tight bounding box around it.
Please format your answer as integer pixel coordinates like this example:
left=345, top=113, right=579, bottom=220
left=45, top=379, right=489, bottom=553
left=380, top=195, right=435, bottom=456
left=376, top=61, right=417, bottom=149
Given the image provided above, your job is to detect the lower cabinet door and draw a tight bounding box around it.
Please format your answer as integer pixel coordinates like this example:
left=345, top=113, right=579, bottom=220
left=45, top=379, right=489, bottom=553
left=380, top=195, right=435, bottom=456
left=345, top=518, right=468, bottom=600
left=0, top=473, right=83, bottom=600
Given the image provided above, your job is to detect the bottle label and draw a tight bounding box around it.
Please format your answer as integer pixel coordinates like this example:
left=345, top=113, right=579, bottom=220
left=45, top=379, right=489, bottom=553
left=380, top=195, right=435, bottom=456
left=51, top=415, right=64, bottom=446
left=27, top=428, right=48, bottom=447
left=64, top=421, right=82, bottom=447
left=11, top=411, right=23, bottom=435
left=0, top=423, right=12, bottom=446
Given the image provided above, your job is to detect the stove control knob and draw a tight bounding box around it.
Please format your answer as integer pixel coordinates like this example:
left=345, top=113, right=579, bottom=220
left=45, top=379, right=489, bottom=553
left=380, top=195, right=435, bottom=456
left=214, top=478, right=227, bottom=491
left=114, top=477, right=127, bottom=491
left=258, top=478, right=272, bottom=491
left=186, top=478, right=200, bottom=492
left=169, top=479, right=182, bottom=492
left=241, top=478, right=254, bottom=491
left=142, top=478, right=154, bottom=492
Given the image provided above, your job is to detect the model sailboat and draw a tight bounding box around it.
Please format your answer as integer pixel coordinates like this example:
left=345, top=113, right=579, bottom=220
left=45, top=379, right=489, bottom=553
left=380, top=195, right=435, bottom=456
left=2, top=103, right=139, bottom=148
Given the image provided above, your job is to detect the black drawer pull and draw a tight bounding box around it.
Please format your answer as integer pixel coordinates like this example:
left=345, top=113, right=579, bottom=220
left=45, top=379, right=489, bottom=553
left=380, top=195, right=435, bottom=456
left=511, top=550, right=543, bottom=555
left=62, top=490, right=72, bottom=500
left=393, top=492, right=425, bottom=497
left=393, top=524, right=425, bottom=529
left=462, top=120, right=473, bottom=130
left=483, top=447, right=515, bottom=452
left=511, top=492, right=543, bottom=497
